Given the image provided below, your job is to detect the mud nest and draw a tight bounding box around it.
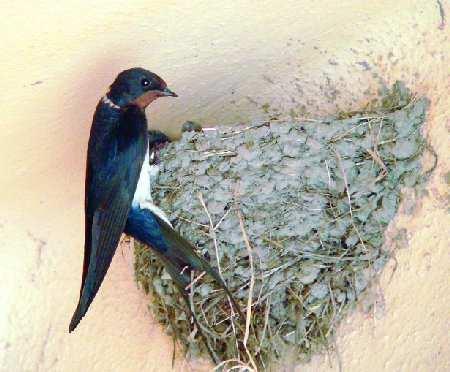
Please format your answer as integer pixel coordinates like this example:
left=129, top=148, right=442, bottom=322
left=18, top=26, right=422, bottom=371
left=134, top=82, right=434, bottom=369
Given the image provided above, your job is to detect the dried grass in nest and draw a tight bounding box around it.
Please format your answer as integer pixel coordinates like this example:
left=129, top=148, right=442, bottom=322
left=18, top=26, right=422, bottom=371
left=134, top=82, right=436, bottom=370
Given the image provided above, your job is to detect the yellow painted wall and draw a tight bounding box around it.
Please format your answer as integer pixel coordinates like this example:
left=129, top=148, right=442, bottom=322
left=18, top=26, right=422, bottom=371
left=1, top=1, right=449, bottom=371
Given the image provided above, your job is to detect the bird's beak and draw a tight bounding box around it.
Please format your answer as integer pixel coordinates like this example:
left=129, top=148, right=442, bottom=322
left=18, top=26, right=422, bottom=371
left=160, top=87, right=178, bottom=97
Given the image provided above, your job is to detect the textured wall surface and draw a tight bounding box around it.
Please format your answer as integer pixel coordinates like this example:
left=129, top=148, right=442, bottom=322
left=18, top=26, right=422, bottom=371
left=1, top=0, right=448, bottom=371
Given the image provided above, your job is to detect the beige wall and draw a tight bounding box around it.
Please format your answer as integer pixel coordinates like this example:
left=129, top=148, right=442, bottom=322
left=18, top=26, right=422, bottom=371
left=1, top=1, right=449, bottom=371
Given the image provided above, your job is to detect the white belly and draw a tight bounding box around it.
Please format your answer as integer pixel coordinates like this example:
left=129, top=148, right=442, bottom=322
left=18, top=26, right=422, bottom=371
left=132, top=149, right=152, bottom=207
left=132, top=148, right=172, bottom=226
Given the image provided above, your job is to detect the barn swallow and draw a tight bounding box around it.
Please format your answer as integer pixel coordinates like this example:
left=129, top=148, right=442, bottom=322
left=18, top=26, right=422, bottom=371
left=147, top=129, right=171, bottom=185
left=69, top=68, right=241, bottom=336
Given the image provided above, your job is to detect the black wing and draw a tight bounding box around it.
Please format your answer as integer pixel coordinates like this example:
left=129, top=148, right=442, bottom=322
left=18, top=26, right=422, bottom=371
left=69, top=106, right=147, bottom=332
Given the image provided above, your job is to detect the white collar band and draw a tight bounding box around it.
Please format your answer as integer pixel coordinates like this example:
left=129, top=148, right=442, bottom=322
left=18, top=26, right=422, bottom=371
left=102, top=95, right=121, bottom=110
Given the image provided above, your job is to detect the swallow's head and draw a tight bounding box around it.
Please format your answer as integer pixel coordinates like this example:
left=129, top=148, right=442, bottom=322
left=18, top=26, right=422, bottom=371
left=107, top=67, right=177, bottom=109
left=148, top=130, right=171, bottom=165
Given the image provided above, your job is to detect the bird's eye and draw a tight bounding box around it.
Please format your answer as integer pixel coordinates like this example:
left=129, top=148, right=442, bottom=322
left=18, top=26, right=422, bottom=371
left=141, top=78, right=150, bottom=87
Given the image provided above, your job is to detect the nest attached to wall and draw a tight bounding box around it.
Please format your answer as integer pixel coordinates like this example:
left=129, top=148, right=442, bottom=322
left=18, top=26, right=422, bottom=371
left=134, top=82, right=434, bottom=369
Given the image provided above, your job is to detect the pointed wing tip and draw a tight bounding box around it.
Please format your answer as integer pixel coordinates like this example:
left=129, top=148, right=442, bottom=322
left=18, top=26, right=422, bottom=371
left=68, top=303, right=85, bottom=333
left=69, top=316, right=80, bottom=333
left=68, top=320, right=79, bottom=333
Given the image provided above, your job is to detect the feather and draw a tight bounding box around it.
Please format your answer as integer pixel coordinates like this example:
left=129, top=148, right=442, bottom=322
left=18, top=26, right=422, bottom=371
left=124, top=208, right=243, bottom=319
left=69, top=104, right=147, bottom=332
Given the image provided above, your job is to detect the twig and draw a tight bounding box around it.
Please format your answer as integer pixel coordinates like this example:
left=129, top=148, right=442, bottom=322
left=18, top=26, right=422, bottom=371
left=177, top=215, right=209, bottom=228
left=271, top=117, right=324, bottom=123
left=185, top=271, right=206, bottom=291
left=367, top=118, right=388, bottom=182
left=213, top=359, right=255, bottom=372
left=367, top=148, right=388, bottom=182
left=220, top=121, right=270, bottom=139
left=377, top=138, right=397, bottom=146
left=326, top=281, right=344, bottom=338
left=333, top=147, right=368, bottom=251
left=237, top=207, right=258, bottom=371
left=259, top=296, right=271, bottom=351
left=153, top=184, right=181, bottom=190
left=332, top=148, right=353, bottom=217
left=214, top=207, right=232, bottom=231
left=198, top=193, right=227, bottom=283
left=198, top=192, right=239, bottom=357
left=200, top=150, right=237, bottom=159
left=325, top=160, right=332, bottom=189
left=330, top=118, right=375, bottom=142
